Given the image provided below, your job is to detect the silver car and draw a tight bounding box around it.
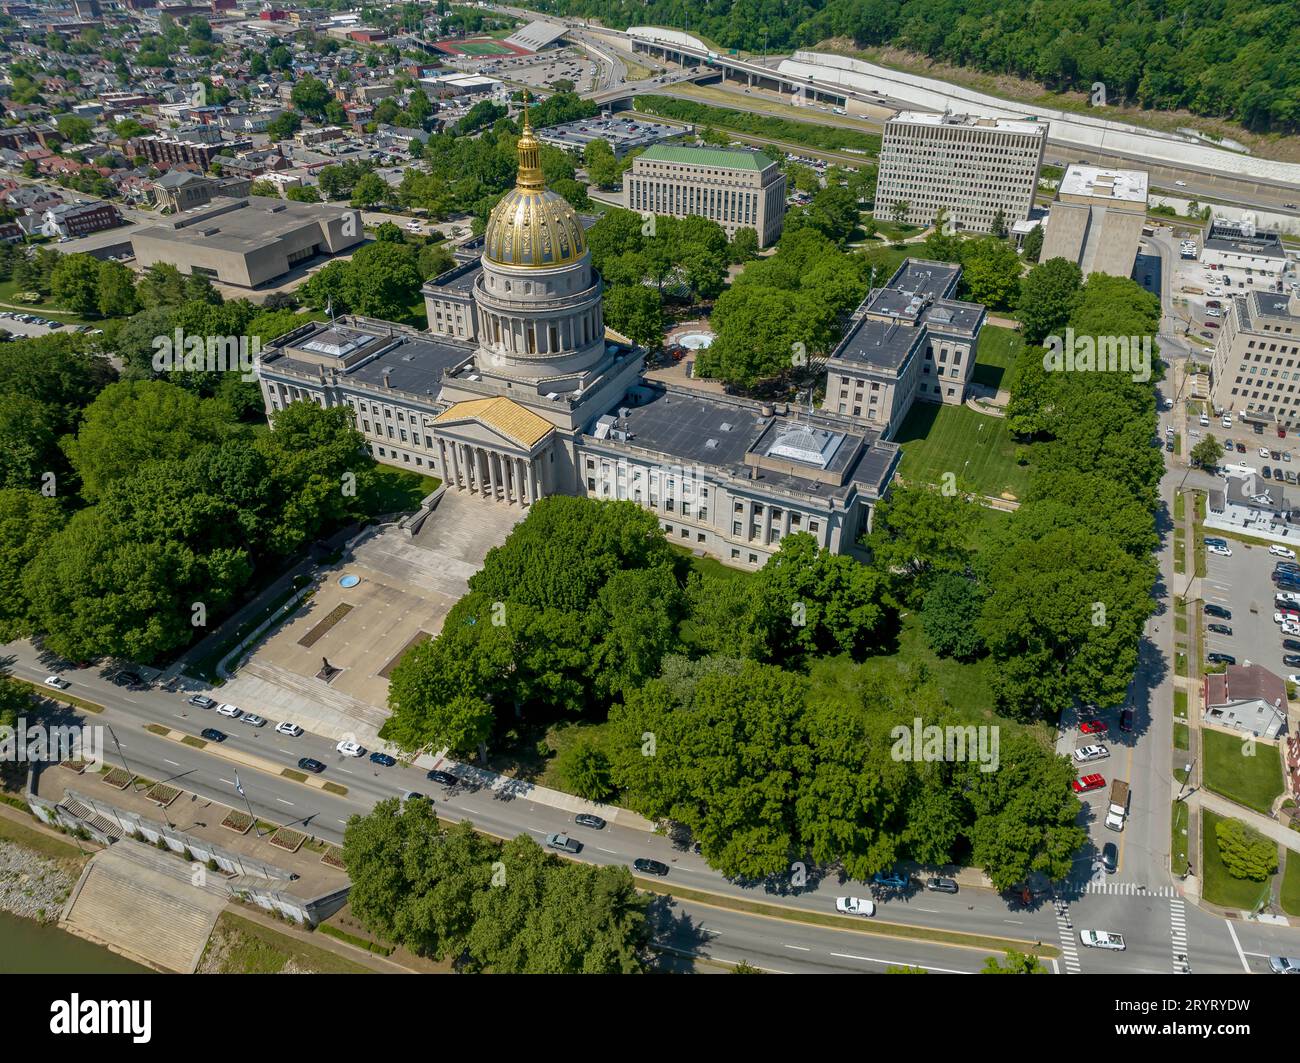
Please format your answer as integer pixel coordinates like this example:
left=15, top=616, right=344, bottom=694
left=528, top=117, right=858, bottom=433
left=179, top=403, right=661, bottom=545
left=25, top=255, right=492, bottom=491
left=1269, top=956, right=1300, bottom=974
left=239, top=713, right=267, bottom=728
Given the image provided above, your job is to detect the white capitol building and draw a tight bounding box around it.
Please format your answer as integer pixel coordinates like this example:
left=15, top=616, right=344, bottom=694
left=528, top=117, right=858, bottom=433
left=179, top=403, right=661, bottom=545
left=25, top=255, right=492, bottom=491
left=257, top=109, right=899, bottom=567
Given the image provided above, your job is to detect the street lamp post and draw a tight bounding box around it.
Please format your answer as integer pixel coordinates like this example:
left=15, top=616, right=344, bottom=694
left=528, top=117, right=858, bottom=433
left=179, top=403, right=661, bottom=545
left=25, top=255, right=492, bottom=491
left=105, top=724, right=139, bottom=792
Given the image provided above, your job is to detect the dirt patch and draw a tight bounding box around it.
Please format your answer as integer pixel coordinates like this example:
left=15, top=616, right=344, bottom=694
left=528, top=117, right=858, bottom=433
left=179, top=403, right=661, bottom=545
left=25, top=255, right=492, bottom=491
left=297, top=603, right=354, bottom=648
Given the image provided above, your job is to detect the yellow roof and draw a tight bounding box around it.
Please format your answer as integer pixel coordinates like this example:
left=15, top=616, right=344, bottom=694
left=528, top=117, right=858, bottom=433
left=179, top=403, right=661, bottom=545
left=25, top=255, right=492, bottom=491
left=433, top=397, right=553, bottom=448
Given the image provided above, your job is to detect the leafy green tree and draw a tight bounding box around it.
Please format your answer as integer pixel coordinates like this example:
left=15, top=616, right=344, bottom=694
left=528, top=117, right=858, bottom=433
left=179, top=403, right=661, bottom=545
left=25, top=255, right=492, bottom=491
left=1190, top=434, right=1224, bottom=470
left=249, top=179, right=280, bottom=197
left=373, top=221, right=404, bottom=243
left=583, top=138, right=620, bottom=189
left=343, top=241, right=420, bottom=319
left=1022, top=223, right=1044, bottom=263
left=50, top=253, right=100, bottom=316
left=1215, top=818, right=1278, bottom=881
left=921, top=573, right=987, bottom=660
left=982, top=950, right=1046, bottom=974
left=866, top=484, right=977, bottom=604
left=285, top=185, right=321, bottom=203
left=0, top=396, right=59, bottom=492
left=555, top=739, right=615, bottom=802
left=350, top=171, right=388, bottom=208
left=1017, top=258, right=1082, bottom=344
left=959, top=236, right=1022, bottom=309
left=265, top=111, right=302, bottom=140
left=729, top=227, right=759, bottom=263
left=418, top=242, right=455, bottom=282
left=97, top=259, right=138, bottom=318
left=0, top=489, right=65, bottom=641
left=290, top=74, right=330, bottom=117
left=602, top=284, right=662, bottom=348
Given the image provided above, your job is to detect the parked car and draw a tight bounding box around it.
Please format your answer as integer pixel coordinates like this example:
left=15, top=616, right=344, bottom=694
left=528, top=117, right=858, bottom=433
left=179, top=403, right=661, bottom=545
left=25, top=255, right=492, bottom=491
left=112, top=671, right=146, bottom=690
left=1272, top=546, right=1298, bottom=560
left=1207, top=623, right=1232, bottom=635
left=297, top=757, right=325, bottom=773
left=1207, top=543, right=1233, bottom=556
left=574, top=813, right=606, bottom=829
left=1284, top=655, right=1300, bottom=667
left=1204, top=537, right=1229, bottom=548
left=872, top=871, right=910, bottom=889
left=925, top=877, right=959, bottom=894
left=240, top=713, right=267, bottom=728
left=1268, top=956, right=1300, bottom=974
left=1284, top=638, right=1300, bottom=651
left=187, top=694, right=215, bottom=709
left=1079, top=719, right=1108, bottom=735
left=633, top=858, right=670, bottom=876
left=369, top=751, right=396, bottom=767
left=427, top=769, right=460, bottom=786
left=545, top=833, right=582, bottom=854
left=1079, top=929, right=1126, bottom=950
left=1236, top=442, right=1247, bottom=453
left=336, top=740, right=365, bottom=757
left=402, top=791, right=425, bottom=802
left=1119, top=708, right=1135, bottom=732
left=1207, top=652, right=1236, bottom=665
left=43, top=675, right=71, bottom=690
left=1101, top=841, right=1119, bottom=874
left=835, top=896, right=875, bottom=916
left=200, top=728, right=227, bottom=742
left=215, top=704, right=242, bottom=719
left=1264, top=467, right=1274, bottom=479
left=274, top=721, right=303, bottom=737
left=1073, top=744, right=1110, bottom=763
left=1204, top=604, right=1231, bottom=619
left=1072, top=773, right=1106, bottom=794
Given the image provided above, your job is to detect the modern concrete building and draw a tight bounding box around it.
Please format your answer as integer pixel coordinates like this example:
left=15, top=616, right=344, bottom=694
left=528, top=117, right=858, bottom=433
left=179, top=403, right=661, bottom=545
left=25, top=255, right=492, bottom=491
left=1208, top=291, right=1300, bottom=429
left=1201, top=218, right=1289, bottom=293
left=624, top=144, right=786, bottom=247
left=130, top=197, right=363, bottom=288
left=257, top=110, right=898, bottom=567
left=875, top=111, right=1046, bottom=233
left=1041, top=164, right=1148, bottom=278
left=823, top=259, right=986, bottom=434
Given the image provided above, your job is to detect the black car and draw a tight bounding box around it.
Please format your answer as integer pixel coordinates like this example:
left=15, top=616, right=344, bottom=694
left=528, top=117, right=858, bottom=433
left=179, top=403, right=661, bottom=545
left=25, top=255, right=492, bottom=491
left=633, top=858, right=670, bottom=876
left=297, top=757, right=326, bottom=774
left=1277, top=467, right=1287, bottom=480
left=1207, top=623, right=1232, bottom=636
left=1207, top=652, right=1237, bottom=665
left=1204, top=604, right=1231, bottom=619
left=368, top=752, right=396, bottom=767
left=574, top=813, right=606, bottom=829
left=925, top=877, right=959, bottom=894
left=1101, top=842, right=1118, bottom=874
left=112, top=671, right=146, bottom=690
left=1165, top=440, right=1174, bottom=453
left=200, top=727, right=226, bottom=742
left=1264, top=468, right=1274, bottom=479
left=187, top=694, right=216, bottom=709
left=427, top=769, right=460, bottom=786
left=1285, top=655, right=1300, bottom=667
left=1284, top=640, right=1300, bottom=653
left=1119, top=708, right=1135, bottom=732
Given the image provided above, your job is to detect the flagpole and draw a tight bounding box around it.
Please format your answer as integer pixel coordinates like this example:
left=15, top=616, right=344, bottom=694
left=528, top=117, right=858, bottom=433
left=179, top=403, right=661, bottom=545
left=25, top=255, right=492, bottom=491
left=234, top=772, right=262, bottom=837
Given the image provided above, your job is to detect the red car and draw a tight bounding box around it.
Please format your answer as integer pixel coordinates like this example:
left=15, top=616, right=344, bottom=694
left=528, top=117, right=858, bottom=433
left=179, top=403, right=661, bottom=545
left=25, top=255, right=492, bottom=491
left=1072, top=773, right=1106, bottom=794
left=1079, top=720, right=1108, bottom=735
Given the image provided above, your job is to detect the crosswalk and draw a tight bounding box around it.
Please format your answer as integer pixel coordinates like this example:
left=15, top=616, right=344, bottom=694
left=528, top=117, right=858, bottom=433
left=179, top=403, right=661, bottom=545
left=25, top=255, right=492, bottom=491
left=1077, top=880, right=1178, bottom=897
left=1054, top=902, right=1081, bottom=973
left=1170, top=898, right=1190, bottom=973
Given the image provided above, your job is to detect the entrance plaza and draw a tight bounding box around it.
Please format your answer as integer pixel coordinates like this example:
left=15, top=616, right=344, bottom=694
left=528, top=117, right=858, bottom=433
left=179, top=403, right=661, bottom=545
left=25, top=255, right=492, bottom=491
left=217, top=493, right=526, bottom=745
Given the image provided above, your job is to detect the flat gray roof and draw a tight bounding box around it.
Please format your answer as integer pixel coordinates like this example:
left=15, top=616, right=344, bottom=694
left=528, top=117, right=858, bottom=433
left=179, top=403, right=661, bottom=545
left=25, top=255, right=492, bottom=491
left=833, top=316, right=927, bottom=371
left=131, top=197, right=353, bottom=254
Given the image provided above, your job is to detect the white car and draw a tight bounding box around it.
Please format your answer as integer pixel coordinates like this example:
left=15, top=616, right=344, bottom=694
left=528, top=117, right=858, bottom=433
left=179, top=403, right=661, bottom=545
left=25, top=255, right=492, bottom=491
left=275, top=721, right=303, bottom=737
left=1271, top=546, right=1297, bottom=560
left=1175, top=179, right=1187, bottom=186
left=1079, top=929, right=1126, bottom=950
left=1285, top=622, right=1300, bottom=637
left=337, top=739, right=365, bottom=757
left=835, top=896, right=876, bottom=917
left=1209, top=287, right=1223, bottom=296
left=1207, top=544, right=1232, bottom=556
left=239, top=713, right=267, bottom=728
left=1221, top=418, right=1233, bottom=429
left=43, top=675, right=71, bottom=690
left=1277, top=592, right=1300, bottom=606
left=215, top=703, right=242, bottom=719
left=1289, top=675, right=1300, bottom=685
left=1261, top=448, right=1272, bottom=458
left=1275, top=612, right=1300, bottom=625
left=1073, top=744, right=1110, bottom=763
left=1206, top=308, right=1221, bottom=318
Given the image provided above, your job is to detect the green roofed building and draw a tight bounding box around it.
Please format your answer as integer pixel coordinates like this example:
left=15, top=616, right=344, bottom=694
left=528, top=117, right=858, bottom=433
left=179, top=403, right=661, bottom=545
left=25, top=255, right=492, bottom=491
left=624, top=143, right=786, bottom=246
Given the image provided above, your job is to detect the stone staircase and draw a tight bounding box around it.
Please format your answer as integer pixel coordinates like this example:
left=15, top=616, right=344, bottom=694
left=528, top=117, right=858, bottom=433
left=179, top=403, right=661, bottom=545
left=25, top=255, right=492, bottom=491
left=61, top=838, right=229, bottom=972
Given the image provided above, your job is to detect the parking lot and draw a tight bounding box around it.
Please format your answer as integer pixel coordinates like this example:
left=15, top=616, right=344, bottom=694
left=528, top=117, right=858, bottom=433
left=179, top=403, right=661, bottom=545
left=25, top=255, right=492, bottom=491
left=0, top=311, right=98, bottom=339
left=1200, top=542, right=1300, bottom=680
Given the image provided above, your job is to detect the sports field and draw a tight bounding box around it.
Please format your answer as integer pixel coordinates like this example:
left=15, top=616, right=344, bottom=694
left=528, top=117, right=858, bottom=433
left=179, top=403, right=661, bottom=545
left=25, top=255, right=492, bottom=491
left=894, top=402, right=1031, bottom=502
left=434, top=37, right=522, bottom=56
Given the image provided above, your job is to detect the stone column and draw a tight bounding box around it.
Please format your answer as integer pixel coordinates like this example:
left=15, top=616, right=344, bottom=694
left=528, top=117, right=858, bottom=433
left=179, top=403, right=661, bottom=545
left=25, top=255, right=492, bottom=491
left=484, top=449, right=496, bottom=500
left=517, top=457, right=529, bottom=504
left=782, top=508, right=792, bottom=538
left=438, top=438, right=449, bottom=483
left=762, top=502, right=773, bottom=545
left=529, top=457, right=540, bottom=502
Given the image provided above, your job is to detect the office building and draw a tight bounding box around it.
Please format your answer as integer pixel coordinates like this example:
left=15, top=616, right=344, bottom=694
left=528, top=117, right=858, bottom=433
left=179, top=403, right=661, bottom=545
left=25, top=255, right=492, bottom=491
left=1208, top=291, right=1300, bottom=430
left=875, top=111, right=1046, bottom=233
left=624, top=144, right=786, bottom=247
left=1041, top=164, right=1148, bottom=278
left=1201, top=219, right=1289, bottom=292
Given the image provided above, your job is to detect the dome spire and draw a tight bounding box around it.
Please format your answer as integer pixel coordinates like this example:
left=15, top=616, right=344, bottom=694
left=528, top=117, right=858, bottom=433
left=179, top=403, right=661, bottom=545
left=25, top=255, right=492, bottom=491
left=516, top=90, right=544, bottom=190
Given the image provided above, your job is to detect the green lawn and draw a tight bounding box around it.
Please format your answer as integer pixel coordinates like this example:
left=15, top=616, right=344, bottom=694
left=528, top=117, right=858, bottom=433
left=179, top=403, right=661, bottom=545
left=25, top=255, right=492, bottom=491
left=1281, top=851, right=1300, bottom=917
left=895, top=402, right=1032, bottom=501
left=1201, top=810, right=1274, bottom=910
left=0, top=277, right=102, bottom=326
left=368, top=466, right=440, bottom=514
left=972, top=325, right=1024, bottom=391
left=668, top=541, right=755, bottom=582
left=847, top=611, right=998, bottom=717
left=1174, top=722, right=1190, bottom=751
left=1201, top=729, right=1284, bottom=815
left=1171, top=801, right=1189, bottom=877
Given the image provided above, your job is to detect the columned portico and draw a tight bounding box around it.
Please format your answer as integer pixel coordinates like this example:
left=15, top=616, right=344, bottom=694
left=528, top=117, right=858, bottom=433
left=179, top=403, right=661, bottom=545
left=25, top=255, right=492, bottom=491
left=432, top=395, right=553, bottom=508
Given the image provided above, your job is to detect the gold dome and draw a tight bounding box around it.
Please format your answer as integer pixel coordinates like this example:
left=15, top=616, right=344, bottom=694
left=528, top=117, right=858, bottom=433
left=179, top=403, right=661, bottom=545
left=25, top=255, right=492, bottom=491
left=483, top=98, right=587, bottom=269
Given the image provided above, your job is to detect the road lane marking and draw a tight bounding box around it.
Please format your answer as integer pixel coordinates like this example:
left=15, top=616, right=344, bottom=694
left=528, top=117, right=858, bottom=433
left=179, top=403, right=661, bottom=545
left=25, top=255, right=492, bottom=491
left=596, top=847, right=619, bottom=854
left=164, top=759, right=179, bottom=767
left=828, top=952, right=967, bottom=974
left=276, top=798, right=294, bottom=806
left=783, top=944, right=810, bottom=951
left=1225, top=917, right=1250, bottom=972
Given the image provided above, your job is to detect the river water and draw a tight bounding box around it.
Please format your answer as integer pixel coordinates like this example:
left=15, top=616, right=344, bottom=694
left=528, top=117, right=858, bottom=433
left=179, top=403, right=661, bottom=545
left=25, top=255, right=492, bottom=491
left=0, top=910, right=150, bottom=974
